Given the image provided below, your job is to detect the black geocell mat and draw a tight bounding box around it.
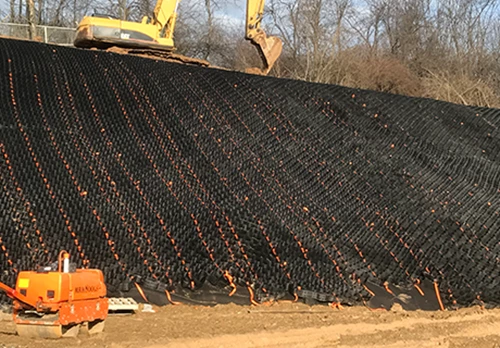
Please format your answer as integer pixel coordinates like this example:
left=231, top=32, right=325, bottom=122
left=1, top=38, right=499, bottom=309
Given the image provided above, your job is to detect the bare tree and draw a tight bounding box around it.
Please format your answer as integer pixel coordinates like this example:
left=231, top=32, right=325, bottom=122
left=118, top=0, right=129, bottom=19
left=38, top=0, right=44, bottom=23
left=268, top=0, right=354, bottom=82
left=203, top=0, right=215, bottom=60
left=137, top=0, right=155, bottom=18
left=27, top=0, right=36, bottom=39
left=10, top=0, right=16, bottom=22
left=19, top=0, right=24, bottom=22
left=174, top=0, right=235, bottom=66
left=52, top=0, right=67, bottom=25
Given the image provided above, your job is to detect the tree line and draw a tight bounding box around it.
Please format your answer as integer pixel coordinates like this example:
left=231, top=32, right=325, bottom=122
left=5, top=0, right=500, bottom=107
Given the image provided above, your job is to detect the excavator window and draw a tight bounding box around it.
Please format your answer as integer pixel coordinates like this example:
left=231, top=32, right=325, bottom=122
left=92, top=13, right=119, bottom=20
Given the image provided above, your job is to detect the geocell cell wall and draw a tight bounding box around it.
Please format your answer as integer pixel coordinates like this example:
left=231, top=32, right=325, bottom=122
left=1, top=38, right=499, bottom=307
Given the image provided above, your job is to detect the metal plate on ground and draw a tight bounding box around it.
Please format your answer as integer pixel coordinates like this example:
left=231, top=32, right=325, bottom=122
left=108, top=297, right=139, bottom=312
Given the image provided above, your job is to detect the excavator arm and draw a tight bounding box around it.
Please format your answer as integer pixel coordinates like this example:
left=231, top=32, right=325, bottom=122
left=152, top=0, right=180, bottom=40
left=152, top=0, right=282, bottom=74
left=245, top=0, right=283, bottom=74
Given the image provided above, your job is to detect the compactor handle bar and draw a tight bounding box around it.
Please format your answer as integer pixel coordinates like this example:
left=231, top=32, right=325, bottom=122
left=0, top=281, right=39, bottom=309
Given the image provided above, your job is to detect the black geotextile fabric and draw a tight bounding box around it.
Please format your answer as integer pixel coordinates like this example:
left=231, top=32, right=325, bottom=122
left=1, top=38, right=500, bottom=309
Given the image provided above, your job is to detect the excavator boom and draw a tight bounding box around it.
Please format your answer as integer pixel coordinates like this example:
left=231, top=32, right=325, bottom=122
left=153, top=0, right=179, bottom=39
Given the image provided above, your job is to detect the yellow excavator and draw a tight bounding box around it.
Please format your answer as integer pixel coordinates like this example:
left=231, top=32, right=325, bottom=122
left=74, top=0, right=282, bottom=75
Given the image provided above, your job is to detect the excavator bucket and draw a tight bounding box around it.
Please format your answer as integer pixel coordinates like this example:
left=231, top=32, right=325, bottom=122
left=246, top=32, right=283, bottom=75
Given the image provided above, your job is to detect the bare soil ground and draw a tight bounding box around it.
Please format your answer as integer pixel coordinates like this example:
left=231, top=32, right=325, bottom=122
left=0, top=303, right=499, bottom=348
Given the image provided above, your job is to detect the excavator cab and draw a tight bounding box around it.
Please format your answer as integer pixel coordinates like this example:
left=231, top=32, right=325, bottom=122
left=74, top=0, right=282, bottom=75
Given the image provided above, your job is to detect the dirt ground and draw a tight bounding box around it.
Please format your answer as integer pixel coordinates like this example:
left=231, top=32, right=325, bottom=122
left=0, top=303, right=499, bottom=348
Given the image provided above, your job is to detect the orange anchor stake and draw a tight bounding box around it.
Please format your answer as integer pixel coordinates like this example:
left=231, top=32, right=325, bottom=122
left=224, top=271, right=237, bottom=296
left=247, top=286, right=260, bottom=306
left=383, top=282, right=395, bottom=296
left=414, top=279, right=425, bottom=297
left=476, top=295, right=485, bottom=310
left=260, top=299, right=275, bottom=307
left=330, top=302, right=344, bottom=310
left=362, top=284, right=376, bottom=297
left=165, top=290, right=182, bottom=306
left=433, top=281, right=445, bottom=311
left=134, top=282, right=149, bottom=303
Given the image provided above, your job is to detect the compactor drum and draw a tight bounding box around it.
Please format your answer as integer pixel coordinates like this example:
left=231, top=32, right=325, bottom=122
left=0, top=251, right=108, bottom=338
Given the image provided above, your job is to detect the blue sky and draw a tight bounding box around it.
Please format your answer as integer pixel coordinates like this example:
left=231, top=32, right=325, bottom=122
left=0, top=0, right=247, bottom=23
left=0, top=0, right=367, bottom=25
left=212, top=0, right=246, bottom=26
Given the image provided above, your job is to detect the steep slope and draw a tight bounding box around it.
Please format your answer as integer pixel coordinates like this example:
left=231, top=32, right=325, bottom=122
left=1, top=38, right=499, bottom=308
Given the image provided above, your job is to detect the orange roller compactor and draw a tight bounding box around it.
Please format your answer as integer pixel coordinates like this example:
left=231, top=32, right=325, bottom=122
left=0, top=251, right=108, bottom=338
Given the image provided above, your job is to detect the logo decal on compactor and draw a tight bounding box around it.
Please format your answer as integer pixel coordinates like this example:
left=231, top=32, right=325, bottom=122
left=75, top=285, right=101, bottom=293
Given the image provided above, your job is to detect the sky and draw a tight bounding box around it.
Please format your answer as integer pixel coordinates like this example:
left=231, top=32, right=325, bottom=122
left=0, top=0, right=370, bottom=26
left=206, top=0, right=246, bottom=27
left=0, top=0, right=247, bottom=24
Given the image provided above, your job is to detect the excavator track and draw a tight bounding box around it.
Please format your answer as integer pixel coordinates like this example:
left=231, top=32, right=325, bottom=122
left=105, top=47, right=210, bottom=67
